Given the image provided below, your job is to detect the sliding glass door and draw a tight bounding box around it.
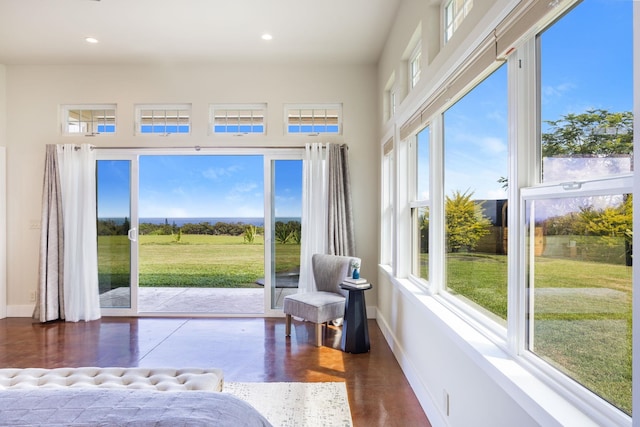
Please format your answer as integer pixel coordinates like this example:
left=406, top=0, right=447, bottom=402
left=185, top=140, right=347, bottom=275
left=97, top=155, right=139, bottom=315
left=269, top=158, right=303, bottom=310
left=97, top=150, right=302, bottom=316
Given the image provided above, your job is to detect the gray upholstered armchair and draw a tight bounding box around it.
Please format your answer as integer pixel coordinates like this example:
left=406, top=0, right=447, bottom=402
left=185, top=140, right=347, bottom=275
left=283, top=253, right=360, bottom=347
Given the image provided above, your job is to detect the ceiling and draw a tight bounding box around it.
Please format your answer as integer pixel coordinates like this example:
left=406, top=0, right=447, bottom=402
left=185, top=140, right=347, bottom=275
left=0, top=0, right=401, bottom=66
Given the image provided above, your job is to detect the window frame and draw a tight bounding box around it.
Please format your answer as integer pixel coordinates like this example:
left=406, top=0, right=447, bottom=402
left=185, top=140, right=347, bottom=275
left=519, top=175, right=633, bottom=418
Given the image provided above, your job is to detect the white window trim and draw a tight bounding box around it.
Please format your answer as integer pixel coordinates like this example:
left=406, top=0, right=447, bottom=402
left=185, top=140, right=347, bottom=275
left=61, top=104, right=117, bottom=136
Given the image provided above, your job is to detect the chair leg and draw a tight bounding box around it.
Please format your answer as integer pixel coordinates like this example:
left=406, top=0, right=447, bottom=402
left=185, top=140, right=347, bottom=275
left=285, top=314, right=291, bottom=337
left=315, top=323, right=323, bottom=347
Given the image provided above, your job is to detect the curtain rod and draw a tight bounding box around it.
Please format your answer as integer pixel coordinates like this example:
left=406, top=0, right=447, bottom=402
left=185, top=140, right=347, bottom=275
left=70, top=144, right=347, bottom=151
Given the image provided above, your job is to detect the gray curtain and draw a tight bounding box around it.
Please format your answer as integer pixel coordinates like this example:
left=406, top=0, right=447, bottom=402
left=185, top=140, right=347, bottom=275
left=33, top=145, right=64, bottom=322
left=326, top=143, right=355, bottom=256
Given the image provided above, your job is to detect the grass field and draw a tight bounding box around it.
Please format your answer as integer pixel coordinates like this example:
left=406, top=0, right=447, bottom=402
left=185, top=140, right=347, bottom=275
left=443, top=252, right=632, bottom=415
left=98, top=234, right=301, bottom=289
left=99, top=234, right=632, bottom=414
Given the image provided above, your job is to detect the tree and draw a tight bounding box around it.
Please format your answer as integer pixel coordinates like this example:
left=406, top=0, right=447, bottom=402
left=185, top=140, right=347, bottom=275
left=577, top=195, right=633, bottom=265
left=419, top=208, right=429, bottom=254
left=445, top=190, right=492, bottom=252
left=542, top=109, right=633, bottom=158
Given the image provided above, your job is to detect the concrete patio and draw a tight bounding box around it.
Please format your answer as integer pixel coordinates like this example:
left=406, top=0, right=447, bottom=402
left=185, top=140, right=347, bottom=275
left=100, top=286, right=297, bottom=314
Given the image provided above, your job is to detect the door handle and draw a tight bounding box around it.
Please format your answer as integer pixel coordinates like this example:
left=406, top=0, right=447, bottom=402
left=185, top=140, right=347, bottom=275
left=127, top=227, right=138, bottom=242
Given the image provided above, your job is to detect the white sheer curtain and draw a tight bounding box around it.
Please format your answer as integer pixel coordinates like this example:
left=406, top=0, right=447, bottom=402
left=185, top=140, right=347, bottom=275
left=299, top=143, right=327, bottom=292
left=57, top=144, right=101, bottom=321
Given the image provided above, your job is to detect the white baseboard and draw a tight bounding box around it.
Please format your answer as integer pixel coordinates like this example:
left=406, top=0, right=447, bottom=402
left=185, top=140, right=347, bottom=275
left=7, top=304, right=34, bottom=318
left=375, top=313, right=446, bottom=427
left=366, top=305, right=376, bottom=319
left=6, top=304, right=375, bottom=320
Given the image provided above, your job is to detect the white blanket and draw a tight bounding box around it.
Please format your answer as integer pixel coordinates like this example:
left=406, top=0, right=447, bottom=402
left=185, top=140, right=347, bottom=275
left=0, top=389, right=272, bottom=426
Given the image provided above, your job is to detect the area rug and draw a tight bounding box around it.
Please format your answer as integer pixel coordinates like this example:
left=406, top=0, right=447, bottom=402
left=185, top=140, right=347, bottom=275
left=224, top=381, right=353, bottom=427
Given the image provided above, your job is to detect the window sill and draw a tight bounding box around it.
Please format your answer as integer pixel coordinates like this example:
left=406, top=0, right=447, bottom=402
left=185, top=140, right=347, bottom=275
left=378, top=265, right=630, bottom=427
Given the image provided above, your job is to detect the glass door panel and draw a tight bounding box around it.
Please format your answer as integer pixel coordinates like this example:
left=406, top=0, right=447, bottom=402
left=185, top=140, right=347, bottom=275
left=271, top=159, right=303, bottom=309
left=97, top=159, right=136, bottom=311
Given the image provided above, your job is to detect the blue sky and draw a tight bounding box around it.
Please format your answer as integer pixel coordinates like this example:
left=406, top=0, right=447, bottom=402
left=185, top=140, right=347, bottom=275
left=99, top=0, right=633, bottom=219
left=435, top=0, right=633, bottom=201
left=98, top=156, right=303, bottom=219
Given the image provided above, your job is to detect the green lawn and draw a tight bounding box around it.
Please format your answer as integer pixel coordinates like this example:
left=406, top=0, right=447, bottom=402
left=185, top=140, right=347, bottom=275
left=444, top=252, right=632, bottom=415
left=98, top=234, right=300, bottom=289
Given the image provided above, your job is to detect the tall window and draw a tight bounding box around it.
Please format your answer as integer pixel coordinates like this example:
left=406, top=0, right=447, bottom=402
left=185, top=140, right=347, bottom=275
left=411, top=127, right=430, bottom=280
left=444, top=0, right=473, bottom=43
left=443, top=64, right=508, bottom=324
left=527, top=0, right=633, bottom=414
left=381, top=139, right=395, bottom=266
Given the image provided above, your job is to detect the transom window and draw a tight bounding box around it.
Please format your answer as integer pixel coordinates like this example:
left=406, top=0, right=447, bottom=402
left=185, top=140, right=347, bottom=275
left=285, top=104, right=342, bottom=135
left=135, top=104, right=191, bottom=135
left=62, top=104, right=116, bottom=136
left=210, top=104, right=267, bottom=135
left=409, top=42, right=422, bottom=89
left=444, top=0, right=473, bottom=43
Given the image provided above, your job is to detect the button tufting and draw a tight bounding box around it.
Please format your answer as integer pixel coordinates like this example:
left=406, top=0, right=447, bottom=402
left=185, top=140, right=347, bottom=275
left=0, top=367, right=223, bottom=392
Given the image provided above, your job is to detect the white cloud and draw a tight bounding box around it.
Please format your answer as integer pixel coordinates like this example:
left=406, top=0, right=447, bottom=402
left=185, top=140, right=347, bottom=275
left=202, top=165, right=241, bottom=180
left=232, top=182, right=258, bottom=193
left=479, top=136, right=506, bottom=154
left=541, top=82, right=576, bottom=104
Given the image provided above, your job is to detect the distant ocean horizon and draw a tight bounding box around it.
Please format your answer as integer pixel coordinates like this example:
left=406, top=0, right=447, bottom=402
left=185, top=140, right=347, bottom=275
left=99, top=217, right=301, bottom=227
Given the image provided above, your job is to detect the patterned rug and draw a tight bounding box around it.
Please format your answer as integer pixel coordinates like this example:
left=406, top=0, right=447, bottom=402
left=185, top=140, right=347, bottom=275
left=224, top=381, right=353, bottom=427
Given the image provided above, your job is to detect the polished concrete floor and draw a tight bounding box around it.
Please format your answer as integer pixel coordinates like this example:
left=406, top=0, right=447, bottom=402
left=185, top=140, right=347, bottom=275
left=0, top=317, right=431, bottom=427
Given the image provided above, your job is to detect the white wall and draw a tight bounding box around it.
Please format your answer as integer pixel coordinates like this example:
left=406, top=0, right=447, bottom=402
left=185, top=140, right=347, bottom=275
left=4, top=63, right=379, bottom=315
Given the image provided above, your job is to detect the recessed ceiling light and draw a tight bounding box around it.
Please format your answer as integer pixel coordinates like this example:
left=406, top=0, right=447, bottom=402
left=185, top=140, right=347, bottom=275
left=85, top=37, right=99, bottom=44
left=261, top=33, right=273, bottom=41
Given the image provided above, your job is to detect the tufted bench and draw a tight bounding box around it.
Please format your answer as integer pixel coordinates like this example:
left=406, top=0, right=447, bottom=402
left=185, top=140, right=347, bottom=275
left=0, top=367, right=224, bottom=392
